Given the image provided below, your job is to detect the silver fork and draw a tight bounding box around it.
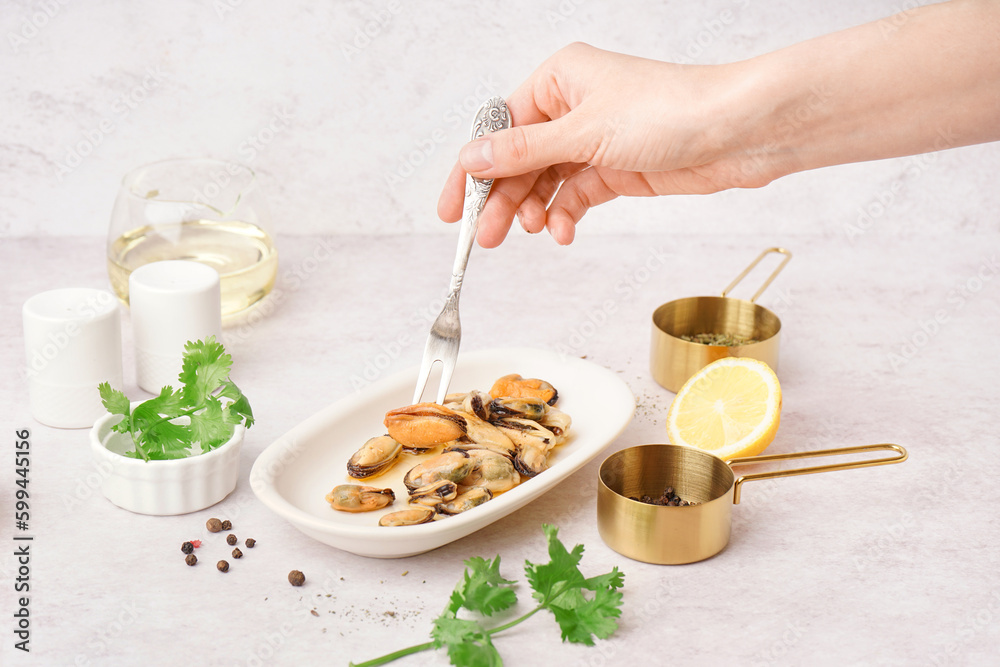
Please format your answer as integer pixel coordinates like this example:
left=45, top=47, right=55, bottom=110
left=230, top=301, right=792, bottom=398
left=412, top=96, right=511, bottom=404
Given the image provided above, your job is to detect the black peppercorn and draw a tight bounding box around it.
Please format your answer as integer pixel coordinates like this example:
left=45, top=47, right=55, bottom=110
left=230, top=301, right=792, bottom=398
left=206, top=518, right=223, bottom=533
left=217, top=560, right=229, bottom=573
left=288, top=570, right=305, bottom=586
left=185, top=554, right=197, bottom=566
left=232, top=548, right=243, bottom=559
left=226, top=534, right=237, bottom=545
left=221, top=520, right=232, bottom=531
left=181, top=541, right=194, bottom=554
left=245, top=538, right=256, bottom=548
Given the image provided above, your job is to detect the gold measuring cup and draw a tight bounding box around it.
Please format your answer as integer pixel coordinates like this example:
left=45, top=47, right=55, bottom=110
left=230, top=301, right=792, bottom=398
left=651, top=247, right=792, bottom=393
left=597, top=443, right=908, bottom=565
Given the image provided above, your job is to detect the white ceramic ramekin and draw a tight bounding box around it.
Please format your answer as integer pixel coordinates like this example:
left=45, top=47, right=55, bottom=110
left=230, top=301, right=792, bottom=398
left=90, top=409, right=245, bottom=515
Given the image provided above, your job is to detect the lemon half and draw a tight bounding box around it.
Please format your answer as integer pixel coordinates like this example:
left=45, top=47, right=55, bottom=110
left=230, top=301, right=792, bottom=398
left=666, top=357, right=782, bottom=460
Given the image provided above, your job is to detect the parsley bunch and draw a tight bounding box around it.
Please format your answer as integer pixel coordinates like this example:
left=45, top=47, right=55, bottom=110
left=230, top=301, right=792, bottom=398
left=97, top=337, right=254, bottom=461
left=351, top=524, right=625, bottom=667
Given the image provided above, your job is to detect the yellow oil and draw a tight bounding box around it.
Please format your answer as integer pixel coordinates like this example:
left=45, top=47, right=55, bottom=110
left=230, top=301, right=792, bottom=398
left=107, top=219, right=278, bottom=319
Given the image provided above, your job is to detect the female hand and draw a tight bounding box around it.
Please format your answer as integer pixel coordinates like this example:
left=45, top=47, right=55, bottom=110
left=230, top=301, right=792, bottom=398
left=438, top=2, right=1000, bottom=247
left=436, top=43, right=769, bottom=247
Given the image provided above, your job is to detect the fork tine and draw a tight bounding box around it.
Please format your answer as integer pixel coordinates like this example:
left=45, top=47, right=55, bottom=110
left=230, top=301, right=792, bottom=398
left=412, top=351, right=438, bottom=404
left=435, top=351, right=458, bottom=405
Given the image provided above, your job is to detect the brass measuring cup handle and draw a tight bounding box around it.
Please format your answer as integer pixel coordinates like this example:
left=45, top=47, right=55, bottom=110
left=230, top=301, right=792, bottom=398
left=720, top=247, right=793, bottom=303
left=725, top=443, right=908, bottom=504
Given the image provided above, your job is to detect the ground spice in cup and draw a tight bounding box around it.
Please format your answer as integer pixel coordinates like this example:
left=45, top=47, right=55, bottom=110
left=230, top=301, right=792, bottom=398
left=630, top=486, right=700, bottom=507
left=680, top=332, right=758, bottom=346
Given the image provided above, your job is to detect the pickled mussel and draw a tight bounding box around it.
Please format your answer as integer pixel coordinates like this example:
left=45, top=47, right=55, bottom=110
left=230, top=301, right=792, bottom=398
left=333, top=373, right=570, bottom=525
left=489, top=374, right=558, bottom=406
left=403, top=449, right=474, bottom=492
left=325, top=484, right=395, bottom=512
left=539, top=408, right=572, bottom=444
left=347, top=435, right=402, bottom=479
left=458, top=449, right=519, bottom=494
left=437, top=487, right=493, bottom=515
left=384, top=403, right=467, bottom=449
left=490, top=396, right=548, bottom=421
left=378, top=507, right=436, bottom=526
left=494, top=418, right=555, bottom=450
left=513, top=441, right=553, bottom=477
left=454, top=412, right=516, bottom=457
left=409, top=479, right=459, bottom=507
left=463, top=390, right=495, bottom=421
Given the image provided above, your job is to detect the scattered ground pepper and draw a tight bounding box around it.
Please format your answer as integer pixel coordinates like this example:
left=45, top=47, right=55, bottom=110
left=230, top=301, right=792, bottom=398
left=217, top=560, right=229, bottom=573
left=181, top=541, right=194, bottom=554
left=232, top=548, right=243, bottom=559
left=221, top=520, right=232, bottom=530
left=206, top=518, right=223, bottom=533
left=226, top=534, right=238, bottom=545
left=288, top=570, right=305, bottom=586
left=245, top=538, right=256, bottom=548
left=310, top=609, right=319, bottom=617
left=185, top=554, right=197, bottom=566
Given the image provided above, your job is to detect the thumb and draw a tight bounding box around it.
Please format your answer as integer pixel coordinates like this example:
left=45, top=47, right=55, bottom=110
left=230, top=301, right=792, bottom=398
left=459, top=118, right=582, bottom=179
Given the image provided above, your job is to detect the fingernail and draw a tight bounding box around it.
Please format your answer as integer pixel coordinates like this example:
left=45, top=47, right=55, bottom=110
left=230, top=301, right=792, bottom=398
left=460, top=138, right=493, bottom=171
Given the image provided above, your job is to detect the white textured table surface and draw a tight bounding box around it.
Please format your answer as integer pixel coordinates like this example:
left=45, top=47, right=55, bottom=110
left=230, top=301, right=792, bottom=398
left=2, top=231, right=999, bottom=666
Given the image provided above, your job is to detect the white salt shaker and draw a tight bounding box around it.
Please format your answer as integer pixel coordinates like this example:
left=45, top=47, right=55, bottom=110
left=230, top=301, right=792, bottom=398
left=129, top=260, right=222, bottom=393
left=22, top=288, right=124, bottom=428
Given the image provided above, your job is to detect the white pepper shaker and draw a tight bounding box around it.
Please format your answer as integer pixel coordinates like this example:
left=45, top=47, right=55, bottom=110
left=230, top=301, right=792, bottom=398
left=22, top=288, right=124, bottom=428
left=129, top=260, right=222, bottom=393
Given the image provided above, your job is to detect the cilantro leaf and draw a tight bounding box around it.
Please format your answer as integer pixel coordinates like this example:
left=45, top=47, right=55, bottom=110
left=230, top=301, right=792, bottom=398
left=548, top=580, right=624, bottom=645
left=95, top=337, right=252, bottom=461
left=453, top=556, right=517, bottom=616
left=431, top=617, right=502, bottom=667
left=179, top=336, right=231, bottom=406
left=525, top=524, right=586, bottom=605
left=98, top=382, right=131, bottom=434
left=350, top=524, right=626, bottom=667
left=189, top=397, right=235, bottom=452
left=525, top=524, right=626, bottom=646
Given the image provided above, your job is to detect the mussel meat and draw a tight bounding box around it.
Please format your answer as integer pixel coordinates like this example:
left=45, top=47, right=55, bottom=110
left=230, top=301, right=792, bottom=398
left=378, top=507, right=436, bottom=527
left=488, top=374, right=558, bottom=406
left=347, top=435, right=403, bottom=479
left=403, top=449, right=474, bottom=491
left=457, top=411, right=516, bottom=457
left=458, top=449, right=519, bottom=494
left=437, top=487, right=493, bottom=515
left=325, top=484, right=395, bottom=512
left=384, top=403, right=467, bottom=448
left=408, top=479, right=459, bottom=507
left=493, top=418, right=555, bottom=450
left=490, top=396, right=548, bottom=421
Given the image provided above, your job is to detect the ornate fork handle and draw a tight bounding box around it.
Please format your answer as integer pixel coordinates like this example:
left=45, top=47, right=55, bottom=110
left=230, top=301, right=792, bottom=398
left=446, top=98, right=510, bottom=295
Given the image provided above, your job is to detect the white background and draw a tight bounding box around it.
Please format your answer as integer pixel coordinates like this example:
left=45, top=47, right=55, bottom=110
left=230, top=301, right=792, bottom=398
left=3, top=2, right=1000, bottom=667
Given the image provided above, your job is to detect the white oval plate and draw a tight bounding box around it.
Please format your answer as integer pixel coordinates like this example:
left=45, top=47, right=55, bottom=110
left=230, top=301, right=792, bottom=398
left=250, top=347, right=635, bottom=558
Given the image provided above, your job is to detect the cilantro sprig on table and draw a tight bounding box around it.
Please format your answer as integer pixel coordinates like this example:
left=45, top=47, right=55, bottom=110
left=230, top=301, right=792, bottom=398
left=351, top=524, right=625, bottom=667
left=97, top=337, right=254, bottom=461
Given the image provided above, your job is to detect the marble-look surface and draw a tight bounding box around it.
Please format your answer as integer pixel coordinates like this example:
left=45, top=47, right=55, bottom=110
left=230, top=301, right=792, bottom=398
left=4, top=0, right=1000, bottom=241
left=1, top=231, right=998, bottom=666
